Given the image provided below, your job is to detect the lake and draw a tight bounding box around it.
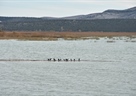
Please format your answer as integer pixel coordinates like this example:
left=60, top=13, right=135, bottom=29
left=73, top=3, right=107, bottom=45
left=0, top=37, right=136, bottom=96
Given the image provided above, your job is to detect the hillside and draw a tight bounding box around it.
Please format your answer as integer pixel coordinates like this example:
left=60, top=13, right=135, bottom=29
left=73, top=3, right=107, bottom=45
left=0, top=19, right=136, bottom=32
left=0, top=6, right=136, bottom=32
left=63, top=6, right=136, bottom=19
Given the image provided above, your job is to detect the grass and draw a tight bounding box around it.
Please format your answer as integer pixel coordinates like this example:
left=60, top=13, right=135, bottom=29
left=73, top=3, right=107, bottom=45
left=0, top=31, right=136, bottom=41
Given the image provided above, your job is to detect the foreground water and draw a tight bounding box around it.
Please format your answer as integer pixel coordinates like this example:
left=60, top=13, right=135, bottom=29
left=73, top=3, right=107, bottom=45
left=0, top=37, right=136, bottom=96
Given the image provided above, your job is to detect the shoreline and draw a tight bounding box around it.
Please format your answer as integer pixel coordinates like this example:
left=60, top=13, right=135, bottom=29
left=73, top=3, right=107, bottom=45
left=0, top=31, right=136, bottom=40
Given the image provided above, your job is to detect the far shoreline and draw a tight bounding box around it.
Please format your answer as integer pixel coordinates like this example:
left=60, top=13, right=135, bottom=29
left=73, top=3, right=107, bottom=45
left=0, top=31, right=136, bottom=40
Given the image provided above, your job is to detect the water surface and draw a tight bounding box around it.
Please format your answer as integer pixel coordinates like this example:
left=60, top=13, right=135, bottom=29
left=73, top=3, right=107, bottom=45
left=0, top=38, right=136, bottom=96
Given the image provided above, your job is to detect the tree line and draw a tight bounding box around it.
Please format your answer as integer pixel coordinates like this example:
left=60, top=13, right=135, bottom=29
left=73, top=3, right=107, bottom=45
left=0, top=17, right=136, bottom=32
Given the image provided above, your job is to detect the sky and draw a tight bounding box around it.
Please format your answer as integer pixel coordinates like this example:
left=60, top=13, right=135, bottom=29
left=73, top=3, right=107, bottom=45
left=0, top=0, right=136, bottom=17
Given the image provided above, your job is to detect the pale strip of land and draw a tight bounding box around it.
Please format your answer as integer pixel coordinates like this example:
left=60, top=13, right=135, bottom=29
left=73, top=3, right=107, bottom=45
left=0, top=31, right=136, bottom=40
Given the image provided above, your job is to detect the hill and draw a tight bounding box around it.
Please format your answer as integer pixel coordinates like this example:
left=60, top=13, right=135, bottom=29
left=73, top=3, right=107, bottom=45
left=63, top=6, right=136, bottom=19
left=0, top=6, right=136, bottom=32
left=0, top=19, right=136, bottom=32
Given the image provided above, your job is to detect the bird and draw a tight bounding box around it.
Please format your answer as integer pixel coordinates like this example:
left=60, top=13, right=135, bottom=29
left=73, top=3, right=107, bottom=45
left=53, top=58, right=56, bottom=61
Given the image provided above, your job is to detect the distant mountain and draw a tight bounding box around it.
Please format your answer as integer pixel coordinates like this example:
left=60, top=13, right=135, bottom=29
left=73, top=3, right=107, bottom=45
left=41, top=17, right=58, bottom=20
left=63, top=6, right=136, bottom=19
left=0, top=7, right=136, bottom=32
left=0, top=6, right=136, bottom=21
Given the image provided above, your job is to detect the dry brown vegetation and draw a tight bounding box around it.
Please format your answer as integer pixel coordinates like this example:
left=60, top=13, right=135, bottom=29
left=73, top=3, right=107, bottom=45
left=0, top=31, right=136, bottom=40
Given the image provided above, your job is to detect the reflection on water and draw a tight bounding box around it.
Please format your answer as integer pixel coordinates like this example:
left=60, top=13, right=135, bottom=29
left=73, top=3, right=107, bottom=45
left=0, top=38, right=136, bottom=96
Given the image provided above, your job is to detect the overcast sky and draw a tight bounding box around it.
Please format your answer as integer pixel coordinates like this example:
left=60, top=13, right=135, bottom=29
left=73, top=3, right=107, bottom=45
left=0, top=0, right=136, bottom=17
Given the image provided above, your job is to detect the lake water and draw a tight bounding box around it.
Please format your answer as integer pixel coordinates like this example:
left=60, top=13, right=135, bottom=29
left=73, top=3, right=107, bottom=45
left=0, top=37, right=136, bottom=96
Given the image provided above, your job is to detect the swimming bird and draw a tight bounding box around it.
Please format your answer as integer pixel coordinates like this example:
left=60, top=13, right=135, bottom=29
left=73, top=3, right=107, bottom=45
left=53, top=58, right=56, bottom=61
left=47, top=58, right=52, bottom=61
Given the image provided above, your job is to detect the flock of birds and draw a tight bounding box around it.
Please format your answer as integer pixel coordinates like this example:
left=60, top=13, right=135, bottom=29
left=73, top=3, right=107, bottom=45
left=47, top=58, right=80, bottom=62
